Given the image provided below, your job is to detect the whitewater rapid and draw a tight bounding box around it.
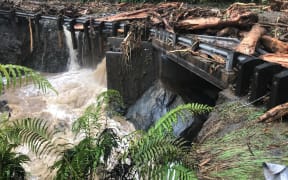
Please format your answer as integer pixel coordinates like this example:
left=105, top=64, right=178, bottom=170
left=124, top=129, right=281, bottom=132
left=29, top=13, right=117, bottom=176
left=0, top=27, right=135, bottom=179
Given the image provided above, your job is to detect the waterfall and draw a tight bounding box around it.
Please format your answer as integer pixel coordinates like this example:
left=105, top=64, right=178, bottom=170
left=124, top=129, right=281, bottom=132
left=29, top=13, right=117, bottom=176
left=94, top=57, right=107, bottom=87
left=64, top=26, right=80, bottom=71
left=0, top=27, right=134, bottom=179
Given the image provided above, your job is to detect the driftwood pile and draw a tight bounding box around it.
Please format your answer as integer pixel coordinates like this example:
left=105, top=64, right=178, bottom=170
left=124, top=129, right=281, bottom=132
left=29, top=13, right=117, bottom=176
left=1, top=1, right=288, bottom=67
left=94, top=2, right=288, bottom=68
left=0, top=1, right=121, bottom=17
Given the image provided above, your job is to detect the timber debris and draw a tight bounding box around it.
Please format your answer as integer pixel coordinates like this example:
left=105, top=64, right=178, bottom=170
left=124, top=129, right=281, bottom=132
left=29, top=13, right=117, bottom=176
left=94, top=2, right=287, bottom=68
left=257, top=102, right=288, bottom=122
left=1, top=1, right=288, bottom=67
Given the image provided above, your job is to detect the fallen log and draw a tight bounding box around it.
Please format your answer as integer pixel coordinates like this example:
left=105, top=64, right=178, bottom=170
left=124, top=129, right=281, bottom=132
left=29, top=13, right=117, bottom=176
left=176, top=12, right=258, bottom=31
left=235, top=24, right=265, bottom=55
left=217, top=27, right=239, bottom=37
left=261, top=35, right=288, bottom=53
left=95, top=2, right=180, bottom=22
left=257, top=102, right=288, bottom=123
left=95, top=8, right=151, bottom=22
left=260, top=53, right=288, bottom=68
left=162, top=17, right=174, bottom=33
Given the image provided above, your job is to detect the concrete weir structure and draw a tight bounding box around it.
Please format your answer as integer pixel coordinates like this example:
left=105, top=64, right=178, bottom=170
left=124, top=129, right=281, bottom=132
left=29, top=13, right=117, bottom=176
left=106, top=37, right=157, bottom=106
left=1, top=8, right=288, bottom=109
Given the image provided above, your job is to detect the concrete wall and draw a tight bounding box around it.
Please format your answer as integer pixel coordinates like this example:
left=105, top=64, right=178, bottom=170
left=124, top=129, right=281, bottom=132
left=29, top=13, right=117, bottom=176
left=106, top=37, right=157, bottom=106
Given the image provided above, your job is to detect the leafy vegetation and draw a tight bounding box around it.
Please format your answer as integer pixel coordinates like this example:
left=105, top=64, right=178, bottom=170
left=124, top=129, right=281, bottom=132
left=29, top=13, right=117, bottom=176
left=116, top=103, right=212, bottom=179
left=52, top=90, right=212, bottom=179
left=0, top=64, right=57, bottom=94
left=194, top=101, right=288, bottom=179
left=0, top=66, right=212, bottom=179
left=0, top=64, right=56, bottom=179
left=8, top=118, right=60, bottom=157
left=0, top=132, right=29, bottom=180
left=53, top=90, right=122, bottom=179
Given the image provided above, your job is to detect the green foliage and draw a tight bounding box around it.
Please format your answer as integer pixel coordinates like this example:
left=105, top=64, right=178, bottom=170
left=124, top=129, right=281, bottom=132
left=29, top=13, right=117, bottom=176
left=121, top=103, right=212, bottom=179
left=0, top=85, right=211, bottom=180
left=54, top=90, right=122, bottom=179
left=0, top=133, right=29, bottom=180
left=196, top=101, right=288, bottom=179
left=53, top=129, right=118, bottom=179
left=0, top=64, right=57, bottom=94
left=72, top=103, right=102, bottom=136
left=0, top=64, right=57, bottom=179
left=7, top=118, right=59, bottom=157
left=149, top=103, right=212, bottom=136
left=126, top=134, right=196, bottom=179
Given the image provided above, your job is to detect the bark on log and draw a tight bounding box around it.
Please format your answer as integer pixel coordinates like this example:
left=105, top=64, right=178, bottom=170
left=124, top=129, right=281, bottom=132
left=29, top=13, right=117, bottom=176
left=95, top=2, right=180, bottom=22
left=162, top=17, right=174, bottom=33
left=176, top=12, right=257, bottom=30
left=235, top=24, right=265, bottom=55
left=260, top=53, right=288, bottom=68
left=217, top=27, right=239, bottom=37
left=261, top=35, right=288, bottom=53
left=95, top=9, right=151, bottom=22
left=257, top=102, right=288, bottom=122
left=29, top=17, right=33, bottom=53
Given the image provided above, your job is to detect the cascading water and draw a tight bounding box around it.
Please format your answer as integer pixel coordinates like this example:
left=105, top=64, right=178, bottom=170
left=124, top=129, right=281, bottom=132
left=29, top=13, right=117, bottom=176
left=0, top=27, right=135, bottom=179
left=64, top=26, right=80, bottom=71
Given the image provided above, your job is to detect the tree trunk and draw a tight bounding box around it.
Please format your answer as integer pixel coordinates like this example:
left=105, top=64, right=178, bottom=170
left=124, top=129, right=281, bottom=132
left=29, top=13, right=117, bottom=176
left=260, top=53, right=288, bottom=68
left=235, top=24, right=265, bottom=55
left=257, top=102, right=288, bottom=122
left=261, top=35, right=288, bottom=53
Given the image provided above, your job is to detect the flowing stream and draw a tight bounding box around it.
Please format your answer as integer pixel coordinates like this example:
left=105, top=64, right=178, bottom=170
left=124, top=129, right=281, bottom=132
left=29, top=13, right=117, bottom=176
left=0, top=27, right=135, bottom=179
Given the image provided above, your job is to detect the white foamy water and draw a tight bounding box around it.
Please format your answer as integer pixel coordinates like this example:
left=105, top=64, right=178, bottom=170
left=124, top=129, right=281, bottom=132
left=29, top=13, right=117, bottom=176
left=64, top=26, right=80, bottom=71
left=0, top=29, right=135, bottom=179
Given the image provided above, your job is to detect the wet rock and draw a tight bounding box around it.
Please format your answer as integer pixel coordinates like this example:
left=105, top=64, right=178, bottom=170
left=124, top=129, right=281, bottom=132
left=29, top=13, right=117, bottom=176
left=23, top=19, right=69, bottom=72
left=0, top=17, right=69, bottom=72
left=126, top=81, right=204, bottom=138
left=0, top=100, right=11, bottom=113
left=0, top=18, right=30, bottom=65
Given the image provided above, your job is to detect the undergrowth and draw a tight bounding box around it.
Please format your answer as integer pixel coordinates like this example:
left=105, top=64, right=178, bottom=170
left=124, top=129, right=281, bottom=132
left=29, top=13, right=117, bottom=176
left=195, top=101, right=288, bottom=179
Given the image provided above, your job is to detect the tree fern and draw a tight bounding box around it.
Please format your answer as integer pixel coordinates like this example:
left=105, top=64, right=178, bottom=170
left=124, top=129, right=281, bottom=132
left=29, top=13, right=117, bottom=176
left=7, top=118, right=59, bottom=157
left=148, top=103, right=212, bottom=136
left=0, top=64, right=57, bottom=94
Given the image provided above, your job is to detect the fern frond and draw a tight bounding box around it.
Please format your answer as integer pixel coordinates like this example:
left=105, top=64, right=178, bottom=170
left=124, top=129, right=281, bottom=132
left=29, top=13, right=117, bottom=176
left=97, top=128, right=119, bottom=163
left=54, top=129, right=119, bottom=179
left=72, top=90, right=125, bottom=135
left=0, top=135, right=29, bottom=179
left=147, top=163, right=197, bottom=180
left=129, top=135, right=188, bottom=167
left=121, top=103, right=211, bottom=179
left=148, top=103, right=212, bottom=136
left=128, top=134, right=194, bottom=179
left=0, top=64, right=57, bottom=94
left=8, top=118, right=58, bottom=157
left=168, top=164, right=197, bottom=180
left=96, top=89, right=125, bottom=117
left=72, top=103, right=101, bottom=135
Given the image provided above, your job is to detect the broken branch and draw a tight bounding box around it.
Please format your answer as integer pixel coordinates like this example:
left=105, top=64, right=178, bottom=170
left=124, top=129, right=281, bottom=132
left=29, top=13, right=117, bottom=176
left=257, top=102, right=288, bottom=123
left=235, top=24, right=265, bottom=55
